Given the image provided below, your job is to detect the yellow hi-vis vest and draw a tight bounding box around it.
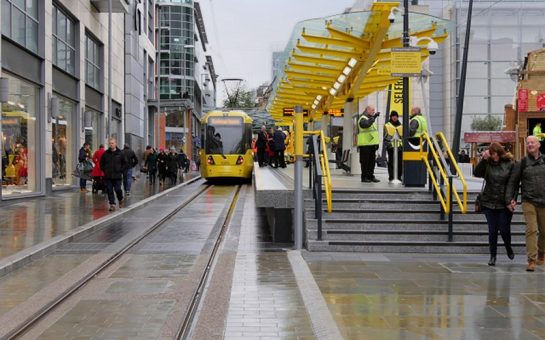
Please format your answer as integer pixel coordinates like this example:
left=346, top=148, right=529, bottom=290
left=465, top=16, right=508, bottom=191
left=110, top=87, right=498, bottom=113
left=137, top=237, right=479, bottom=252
left=384, top=122, right=403, bottom=147
left=533, top=125, right=543, bottom=141
left=357, top=115, right=379, bottom=146
left=410, top=114, right=428, bottom=138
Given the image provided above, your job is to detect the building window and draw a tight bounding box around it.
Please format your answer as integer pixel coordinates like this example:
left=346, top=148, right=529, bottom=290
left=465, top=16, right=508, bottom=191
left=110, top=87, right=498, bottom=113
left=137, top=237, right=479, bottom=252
left=52, top=5, right=76, bottom=74
left=85, top=35, right=102, bottom=90
left=52, top=95, right=76, bottom=188
left=1, top=0, right=39, bottom=53
left=1, top=73, right=39, bottom=197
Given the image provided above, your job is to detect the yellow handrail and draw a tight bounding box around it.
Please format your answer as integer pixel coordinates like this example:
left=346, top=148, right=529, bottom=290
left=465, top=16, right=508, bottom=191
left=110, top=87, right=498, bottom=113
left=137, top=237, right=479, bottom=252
left=420, top=132, right=468, bottom=214
left=303, top=130, right=333, bottom=213
left=420, top=133, right=450, bottom=213
left=435, top=132, right=468, bottom=214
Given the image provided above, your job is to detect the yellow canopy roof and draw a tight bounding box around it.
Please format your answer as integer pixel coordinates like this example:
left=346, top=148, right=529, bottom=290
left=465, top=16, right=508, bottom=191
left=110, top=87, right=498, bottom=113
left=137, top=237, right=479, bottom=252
left=267, top=3, right=450, bottom=124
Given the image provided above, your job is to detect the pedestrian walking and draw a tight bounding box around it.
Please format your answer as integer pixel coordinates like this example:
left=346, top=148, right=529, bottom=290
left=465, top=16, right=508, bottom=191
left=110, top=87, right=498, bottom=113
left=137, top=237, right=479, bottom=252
left=384, top=111, right=403, bottom=182
left=145, top=148, right=158, bottom=184
left=122, top=144, right=138, bottom=196
left=273, top=127, right=287, bottom=168
left=474, top=142, right=515, bottom=266
left=256, top=125, right=268, bottom=167
left=78, top=142, right=92, bottom=192
left=177, top=149, right=189, bottom=173
left=357, top=105, right=380, bottom=182
left=157, top=148, right=168, bottom=186
left=167, top=146, right=180, bottom=184
left=507, top=136, right=545, bottom=271
left=91, top=144, right=106, bottom=194
left=100, top=138, right=128, bottom=212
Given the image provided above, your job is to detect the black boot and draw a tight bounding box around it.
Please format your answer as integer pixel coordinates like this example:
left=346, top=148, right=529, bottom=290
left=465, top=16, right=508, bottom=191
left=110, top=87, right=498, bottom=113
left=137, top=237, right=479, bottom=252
left=507, top=246, right=515, bottom=260
left=488, top=256, right=496, bottom=266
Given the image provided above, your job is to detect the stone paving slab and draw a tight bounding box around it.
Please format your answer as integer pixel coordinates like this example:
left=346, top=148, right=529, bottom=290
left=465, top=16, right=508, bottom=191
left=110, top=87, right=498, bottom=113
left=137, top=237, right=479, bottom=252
left=304, top=252, right=545, bottom=339
left=0, top=174, right=200, bottom=278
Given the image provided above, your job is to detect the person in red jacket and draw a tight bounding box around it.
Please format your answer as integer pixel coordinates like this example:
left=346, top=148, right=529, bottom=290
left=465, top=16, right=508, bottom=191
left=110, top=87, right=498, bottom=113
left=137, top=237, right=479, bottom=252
left=91, top=144, right=106, bottom=193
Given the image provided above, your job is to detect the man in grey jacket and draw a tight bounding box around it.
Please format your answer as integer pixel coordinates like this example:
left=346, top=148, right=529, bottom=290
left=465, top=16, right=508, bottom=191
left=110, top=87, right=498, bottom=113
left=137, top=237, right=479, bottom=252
left=507, top=136, right=545, bottom=271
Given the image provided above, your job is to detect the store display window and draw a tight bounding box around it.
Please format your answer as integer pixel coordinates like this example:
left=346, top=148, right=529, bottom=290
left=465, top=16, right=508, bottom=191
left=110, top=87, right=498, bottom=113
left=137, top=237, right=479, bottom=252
left=1, top=74, right=39, bottom=197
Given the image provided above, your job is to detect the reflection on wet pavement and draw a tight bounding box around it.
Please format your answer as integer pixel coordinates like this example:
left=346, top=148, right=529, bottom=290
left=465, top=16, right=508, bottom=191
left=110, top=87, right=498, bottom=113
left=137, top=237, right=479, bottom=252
left=0, top=173, right=198, bottom=260
left=304, top=253, right=545, bottom=339
left=224, top=188, right=315, bottom=339
left=0, top=254, right=90, bottom=315
left=24, top=185, right=237, bottom=339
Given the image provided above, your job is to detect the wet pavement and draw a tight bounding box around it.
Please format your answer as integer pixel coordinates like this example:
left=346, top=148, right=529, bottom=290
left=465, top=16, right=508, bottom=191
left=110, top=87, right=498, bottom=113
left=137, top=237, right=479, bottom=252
left=3, top=179, right=545, bottom=338
left=0, top=172, right=198, bottom=260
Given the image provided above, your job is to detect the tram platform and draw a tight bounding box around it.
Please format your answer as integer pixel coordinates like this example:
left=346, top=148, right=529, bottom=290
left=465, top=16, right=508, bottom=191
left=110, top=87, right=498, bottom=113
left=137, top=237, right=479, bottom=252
left=0, top=179, right=543, bottom=339
left=0, top=172, right=200, bottom=276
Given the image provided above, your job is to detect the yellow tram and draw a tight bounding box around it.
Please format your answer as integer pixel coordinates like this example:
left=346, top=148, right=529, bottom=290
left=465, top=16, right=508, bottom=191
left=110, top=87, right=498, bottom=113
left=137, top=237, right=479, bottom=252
left=200, top=110, right=254, bottom=180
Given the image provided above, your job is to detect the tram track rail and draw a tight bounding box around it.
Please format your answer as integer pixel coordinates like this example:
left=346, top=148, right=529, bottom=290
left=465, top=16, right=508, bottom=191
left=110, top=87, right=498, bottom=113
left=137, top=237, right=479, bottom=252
left=175, top=184, right=242, bottom=340
left=4, top=181, right=228, bottom=340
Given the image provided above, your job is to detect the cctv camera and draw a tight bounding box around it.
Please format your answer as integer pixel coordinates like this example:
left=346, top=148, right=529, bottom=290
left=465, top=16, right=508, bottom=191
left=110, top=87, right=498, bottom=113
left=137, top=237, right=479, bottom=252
left=427, top=41, right=439, bottom=55
left=388, top=12, right=395, bottom=23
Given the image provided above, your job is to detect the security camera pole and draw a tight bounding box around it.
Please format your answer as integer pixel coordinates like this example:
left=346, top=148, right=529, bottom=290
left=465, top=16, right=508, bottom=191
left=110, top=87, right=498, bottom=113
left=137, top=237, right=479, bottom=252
left=452, top=0, right=474, bottom=157
left=402, top=0, right=410, bottom=183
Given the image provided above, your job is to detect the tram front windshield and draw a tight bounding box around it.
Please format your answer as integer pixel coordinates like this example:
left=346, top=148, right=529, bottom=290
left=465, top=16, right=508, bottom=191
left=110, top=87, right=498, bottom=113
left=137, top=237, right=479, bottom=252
left=205, top=117, right=247, bottom=155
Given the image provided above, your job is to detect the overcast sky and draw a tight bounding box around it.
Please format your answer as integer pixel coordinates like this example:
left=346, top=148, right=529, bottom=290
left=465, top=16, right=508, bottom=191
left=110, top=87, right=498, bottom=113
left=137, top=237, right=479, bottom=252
left=199, top=0, right=355, bottom=104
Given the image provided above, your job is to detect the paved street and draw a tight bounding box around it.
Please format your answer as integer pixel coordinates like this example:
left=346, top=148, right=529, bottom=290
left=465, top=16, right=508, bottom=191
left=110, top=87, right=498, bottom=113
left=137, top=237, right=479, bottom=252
left=2, top=180, right=545, bottom=339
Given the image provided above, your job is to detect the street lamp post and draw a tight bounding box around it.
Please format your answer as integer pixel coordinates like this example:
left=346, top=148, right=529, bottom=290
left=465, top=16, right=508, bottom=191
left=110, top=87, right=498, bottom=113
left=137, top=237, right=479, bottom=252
left=107, top=0, right=112, bottom=140
left=402, top=0, right=410, bottom=184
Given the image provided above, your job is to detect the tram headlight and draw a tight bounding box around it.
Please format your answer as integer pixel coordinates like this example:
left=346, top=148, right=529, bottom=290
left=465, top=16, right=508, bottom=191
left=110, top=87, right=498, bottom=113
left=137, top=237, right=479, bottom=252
left=236, top=155, right=244, bottom=165
left=207, top=156, right=215, bottom=165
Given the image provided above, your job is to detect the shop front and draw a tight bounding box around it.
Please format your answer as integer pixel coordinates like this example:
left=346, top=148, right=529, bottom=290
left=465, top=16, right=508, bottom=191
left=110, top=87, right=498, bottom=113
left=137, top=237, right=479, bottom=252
left=52, top=94, right=76, bottom=189
left=1, top=74, right=40, bottom=198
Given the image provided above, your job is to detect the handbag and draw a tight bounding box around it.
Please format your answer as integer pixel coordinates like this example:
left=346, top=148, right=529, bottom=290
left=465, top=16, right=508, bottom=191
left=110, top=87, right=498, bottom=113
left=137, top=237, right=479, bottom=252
left=140, top=166, right=148, bottom=173
left=475, top=166, right=487, bottom=213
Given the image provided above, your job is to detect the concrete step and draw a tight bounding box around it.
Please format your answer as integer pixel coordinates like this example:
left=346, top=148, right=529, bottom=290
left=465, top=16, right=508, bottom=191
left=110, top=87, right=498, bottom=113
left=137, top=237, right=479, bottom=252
left=306, top=240, right=526, bottom=253
left=305, top=219, right=527, bottom=232
left=312, top=201, right=474, bottom=210
left=307, top=229, right=526, bottom=243
left=326, top=190, right=480, bottom=200
left=313, top=211, right=525, bottom=222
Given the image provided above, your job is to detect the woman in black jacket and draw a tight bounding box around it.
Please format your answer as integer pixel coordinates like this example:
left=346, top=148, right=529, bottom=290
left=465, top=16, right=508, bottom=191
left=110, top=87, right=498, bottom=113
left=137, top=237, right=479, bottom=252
left=473, top=142, right=516, bottom=266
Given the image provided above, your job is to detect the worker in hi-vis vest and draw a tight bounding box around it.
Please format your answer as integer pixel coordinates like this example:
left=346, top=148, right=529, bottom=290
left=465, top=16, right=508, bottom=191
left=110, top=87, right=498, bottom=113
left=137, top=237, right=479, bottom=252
left=534, top=122, right=545, bottom=154
left=409, top=106, right=428, bottom=146
left=384, top=110, right=403, bottom=182
left=357, top=105, right=380, bottom=183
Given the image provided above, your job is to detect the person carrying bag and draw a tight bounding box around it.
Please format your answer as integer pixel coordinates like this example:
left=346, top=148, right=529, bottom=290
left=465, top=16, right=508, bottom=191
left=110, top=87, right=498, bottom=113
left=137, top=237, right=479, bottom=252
left=473, top=142, right=516, bottom=266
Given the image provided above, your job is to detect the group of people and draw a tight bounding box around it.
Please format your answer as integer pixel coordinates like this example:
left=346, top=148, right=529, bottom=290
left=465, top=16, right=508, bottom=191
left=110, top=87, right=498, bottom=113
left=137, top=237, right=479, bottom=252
left=255, top=125, right=287, bottom=168
left=357, top=105, right=427, bottom=183
left=79, top=139, right=138, bottom=212
left=474, top=136, right=545, bottom=272
left=142, top=146, right=191, bottom=186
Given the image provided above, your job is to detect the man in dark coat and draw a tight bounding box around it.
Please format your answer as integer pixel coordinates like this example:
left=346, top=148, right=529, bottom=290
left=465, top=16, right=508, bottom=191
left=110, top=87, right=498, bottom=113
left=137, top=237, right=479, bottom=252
left=100, top=138, right=128, bottom=211
left=256, top=125, right=268, bottom=167
left=272, top=127, right=287, bottom=168
left=167, top=146, right=179, bottom=184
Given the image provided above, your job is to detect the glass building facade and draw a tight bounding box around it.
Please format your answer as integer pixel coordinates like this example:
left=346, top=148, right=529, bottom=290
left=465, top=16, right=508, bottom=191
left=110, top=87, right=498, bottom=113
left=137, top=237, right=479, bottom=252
left=158, top=3, right=195, bottom=100
left=453, top=1, right=545, bottom=138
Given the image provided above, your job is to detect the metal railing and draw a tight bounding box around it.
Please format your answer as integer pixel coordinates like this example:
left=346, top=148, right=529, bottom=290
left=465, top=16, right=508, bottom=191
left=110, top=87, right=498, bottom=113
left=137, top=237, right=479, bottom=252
left=420, top=132, right=468, bottom=241
left=304, top=131, right=333, bottom=241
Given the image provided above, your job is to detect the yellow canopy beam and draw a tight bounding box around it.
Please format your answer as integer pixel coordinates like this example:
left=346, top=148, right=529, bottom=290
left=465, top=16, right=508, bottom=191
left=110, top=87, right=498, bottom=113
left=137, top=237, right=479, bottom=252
left=296, top=44, right=360, bottom=59
left=284, top=70, right=336, bottom=82
left=291, top=53, right=346, bottom=68
left=287, top=62, right=339, bottom=75
left=326, top=25, right=369, bottom=48
left=301, top=33, right=364, bottom=50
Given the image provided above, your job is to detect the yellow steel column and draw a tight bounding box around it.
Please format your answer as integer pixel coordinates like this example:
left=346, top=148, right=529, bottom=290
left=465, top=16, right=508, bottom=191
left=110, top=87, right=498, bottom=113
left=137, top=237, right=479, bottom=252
left=294, top=106, right=304, bottom=249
